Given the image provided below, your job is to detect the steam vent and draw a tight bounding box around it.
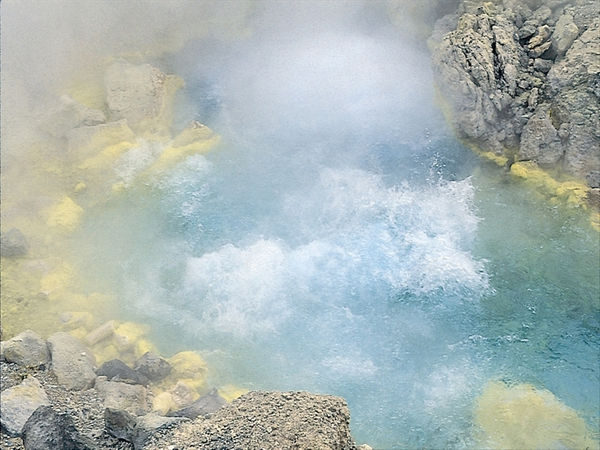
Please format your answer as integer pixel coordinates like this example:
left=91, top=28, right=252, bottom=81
left=1, top=1, right=598, bottom=449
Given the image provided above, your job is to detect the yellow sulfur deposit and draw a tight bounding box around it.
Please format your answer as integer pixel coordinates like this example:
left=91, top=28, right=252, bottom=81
left=510, top=161, right=590, bottom=207
left=59, top=311, right=95, bottom=331
left=93, top=343, right=120, bottom=365
left=134, top=338, right=157, bottom=359
left=168, top=351, right=208, bottom=379
left=145, top=123, right=220, bottom=175
left=152, top=391, right=177, bottom=415
left=45, top=196, right=84, bottom=231
left=113, top=321, right=149, bottom=352
left=39, top=263, right=77, bottom=298
left=218, top=384, right=249, bottom=403
left=78, top=140, right=137, bottom=171
left=474, top=381, right=598, bottom=449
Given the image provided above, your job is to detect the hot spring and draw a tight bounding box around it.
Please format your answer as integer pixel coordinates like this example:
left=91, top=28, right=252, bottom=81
left=2, top=1, right=599, bottom=448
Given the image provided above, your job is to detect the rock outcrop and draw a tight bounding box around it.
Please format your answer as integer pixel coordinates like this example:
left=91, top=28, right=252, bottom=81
left=431, top=0, right=600, bottom=198
left=144, top=391, right=357, bottom=450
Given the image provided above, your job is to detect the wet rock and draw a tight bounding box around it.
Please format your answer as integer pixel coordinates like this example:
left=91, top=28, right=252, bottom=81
left=97, top=359, right=149, bottom=385
left=95, top=377, right=148, bottom=415
left=134, top=352, right=171, bottom=382
left=167, top=388, right=226, bottom=419
left=0, top=376, right=50, bottom=435
left=144, top=391, right=357, bottom=450
left=1, top=228, right=28, bottom=258
left=1, top=330, right=49, bottom=368
left=105, top=408, right=185, bottom=449
left=22, top=405, right=95, bottom=450
left=47, top=332, right=97, bottom=390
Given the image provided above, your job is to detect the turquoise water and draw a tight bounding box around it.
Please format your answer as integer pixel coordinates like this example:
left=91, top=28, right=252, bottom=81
left=73, top=11, right=599, bottom=448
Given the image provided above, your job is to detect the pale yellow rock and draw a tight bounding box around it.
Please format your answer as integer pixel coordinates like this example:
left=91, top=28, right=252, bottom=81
left=113, top=321, right=148, bottom=352
left=151, top=391, right=176, bottom=415
left=169, top=379, right=199, bottom=409
left=40, top=264, right=76, bottom=297
left=134, top=338, right=157, bottom=359
left=79, top=140, right=138, bottom=171
left=67, top=327, right=88, bottom=340
left=45, top=197, right=84, bottom=231
left=218, top=384, right=249, bottom=403
left=145, top=122, right=220, bottom=175
left=59, top=311, right=94, bottom=331
left=93, top=344, right=120, bottom=365
left=74, top=182, right=87, bottom=193
left=168, top=351, right=208, bottom=379
left=85, top=320, right=117, bottom=346
left=67, top=120, right=136, bottom=160
left=474, top=381, right=598, bottom=449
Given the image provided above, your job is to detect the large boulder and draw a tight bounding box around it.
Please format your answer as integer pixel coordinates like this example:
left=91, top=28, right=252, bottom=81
left=0, top=376, right=50, bottom=436
left=144, top=391, right=357, bottom=450
left=2, top=330, right=49, bottom=367
left=22, top=405, right=95, bottom=450
left=47, top=332, right=97, bottom=390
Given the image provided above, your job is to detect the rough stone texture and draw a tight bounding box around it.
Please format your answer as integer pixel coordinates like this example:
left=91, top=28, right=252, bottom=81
left=97, top=359, right=149, bottom=385
left=95, top=377, right=149, bottom=416
left=47, top=332, right=97, bottom=391
left=1, top=228, right=29, bottom=258
left=431, top=0, right=600, bottom=188
left=134, top=352, right=171, bottom=382
left=167, top=388, right=226, bottom=419
left=22, top=405, right=95, bottom=450
left=104, top=60, right=182, bottom=134
left=1, top=361, right=133, bottom=449
left=105, top=408, right=186, bottom=450
left=2, top=330, right=49, bottom=367
left=41, top=95, right=106, bottom=138
left=144, top=391, right=357, bottom=450
left=0, top=376, right=50, bottom=436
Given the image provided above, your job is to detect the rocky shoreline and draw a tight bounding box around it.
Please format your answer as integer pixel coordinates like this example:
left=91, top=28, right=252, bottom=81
left=430, top=0, right=600, bottom=207
left=0, top=330, right=366, bottom=449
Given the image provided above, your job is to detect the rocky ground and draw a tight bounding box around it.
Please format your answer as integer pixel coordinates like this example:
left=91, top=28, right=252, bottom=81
left=0, top=330, right=364, bottom=449
left=430, top=0, right=599, bottom=202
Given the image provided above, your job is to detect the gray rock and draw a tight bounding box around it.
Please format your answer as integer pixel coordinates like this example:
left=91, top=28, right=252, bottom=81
left=22, top=405, right=95, bottom=450
left=105, top=408, right=186, bottom=450
left=2, top=330, right=49, bottom=368
left=533, top=58, right=553, bottom=73
left=144, top=391, right=357, bottom=450
left=552, top=13, right=580, bottom=56
left=528, top=25, right=551, bottom=48
left=529, top=39, right=552, bottom=58
left=95, top=377, right=148, bottom=416
left=0, top=376, right=50, bottom=436
left=97, top=359, right=149, bottom=385
left=47, top=332, right=97, bottom=391
left=518, top=105, right=564, bottom=165
left=1, top=228, right=28, bottom=258
left=134, top=352, right=171, bottom=382
left=167, top=388, right=226, bottom=419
